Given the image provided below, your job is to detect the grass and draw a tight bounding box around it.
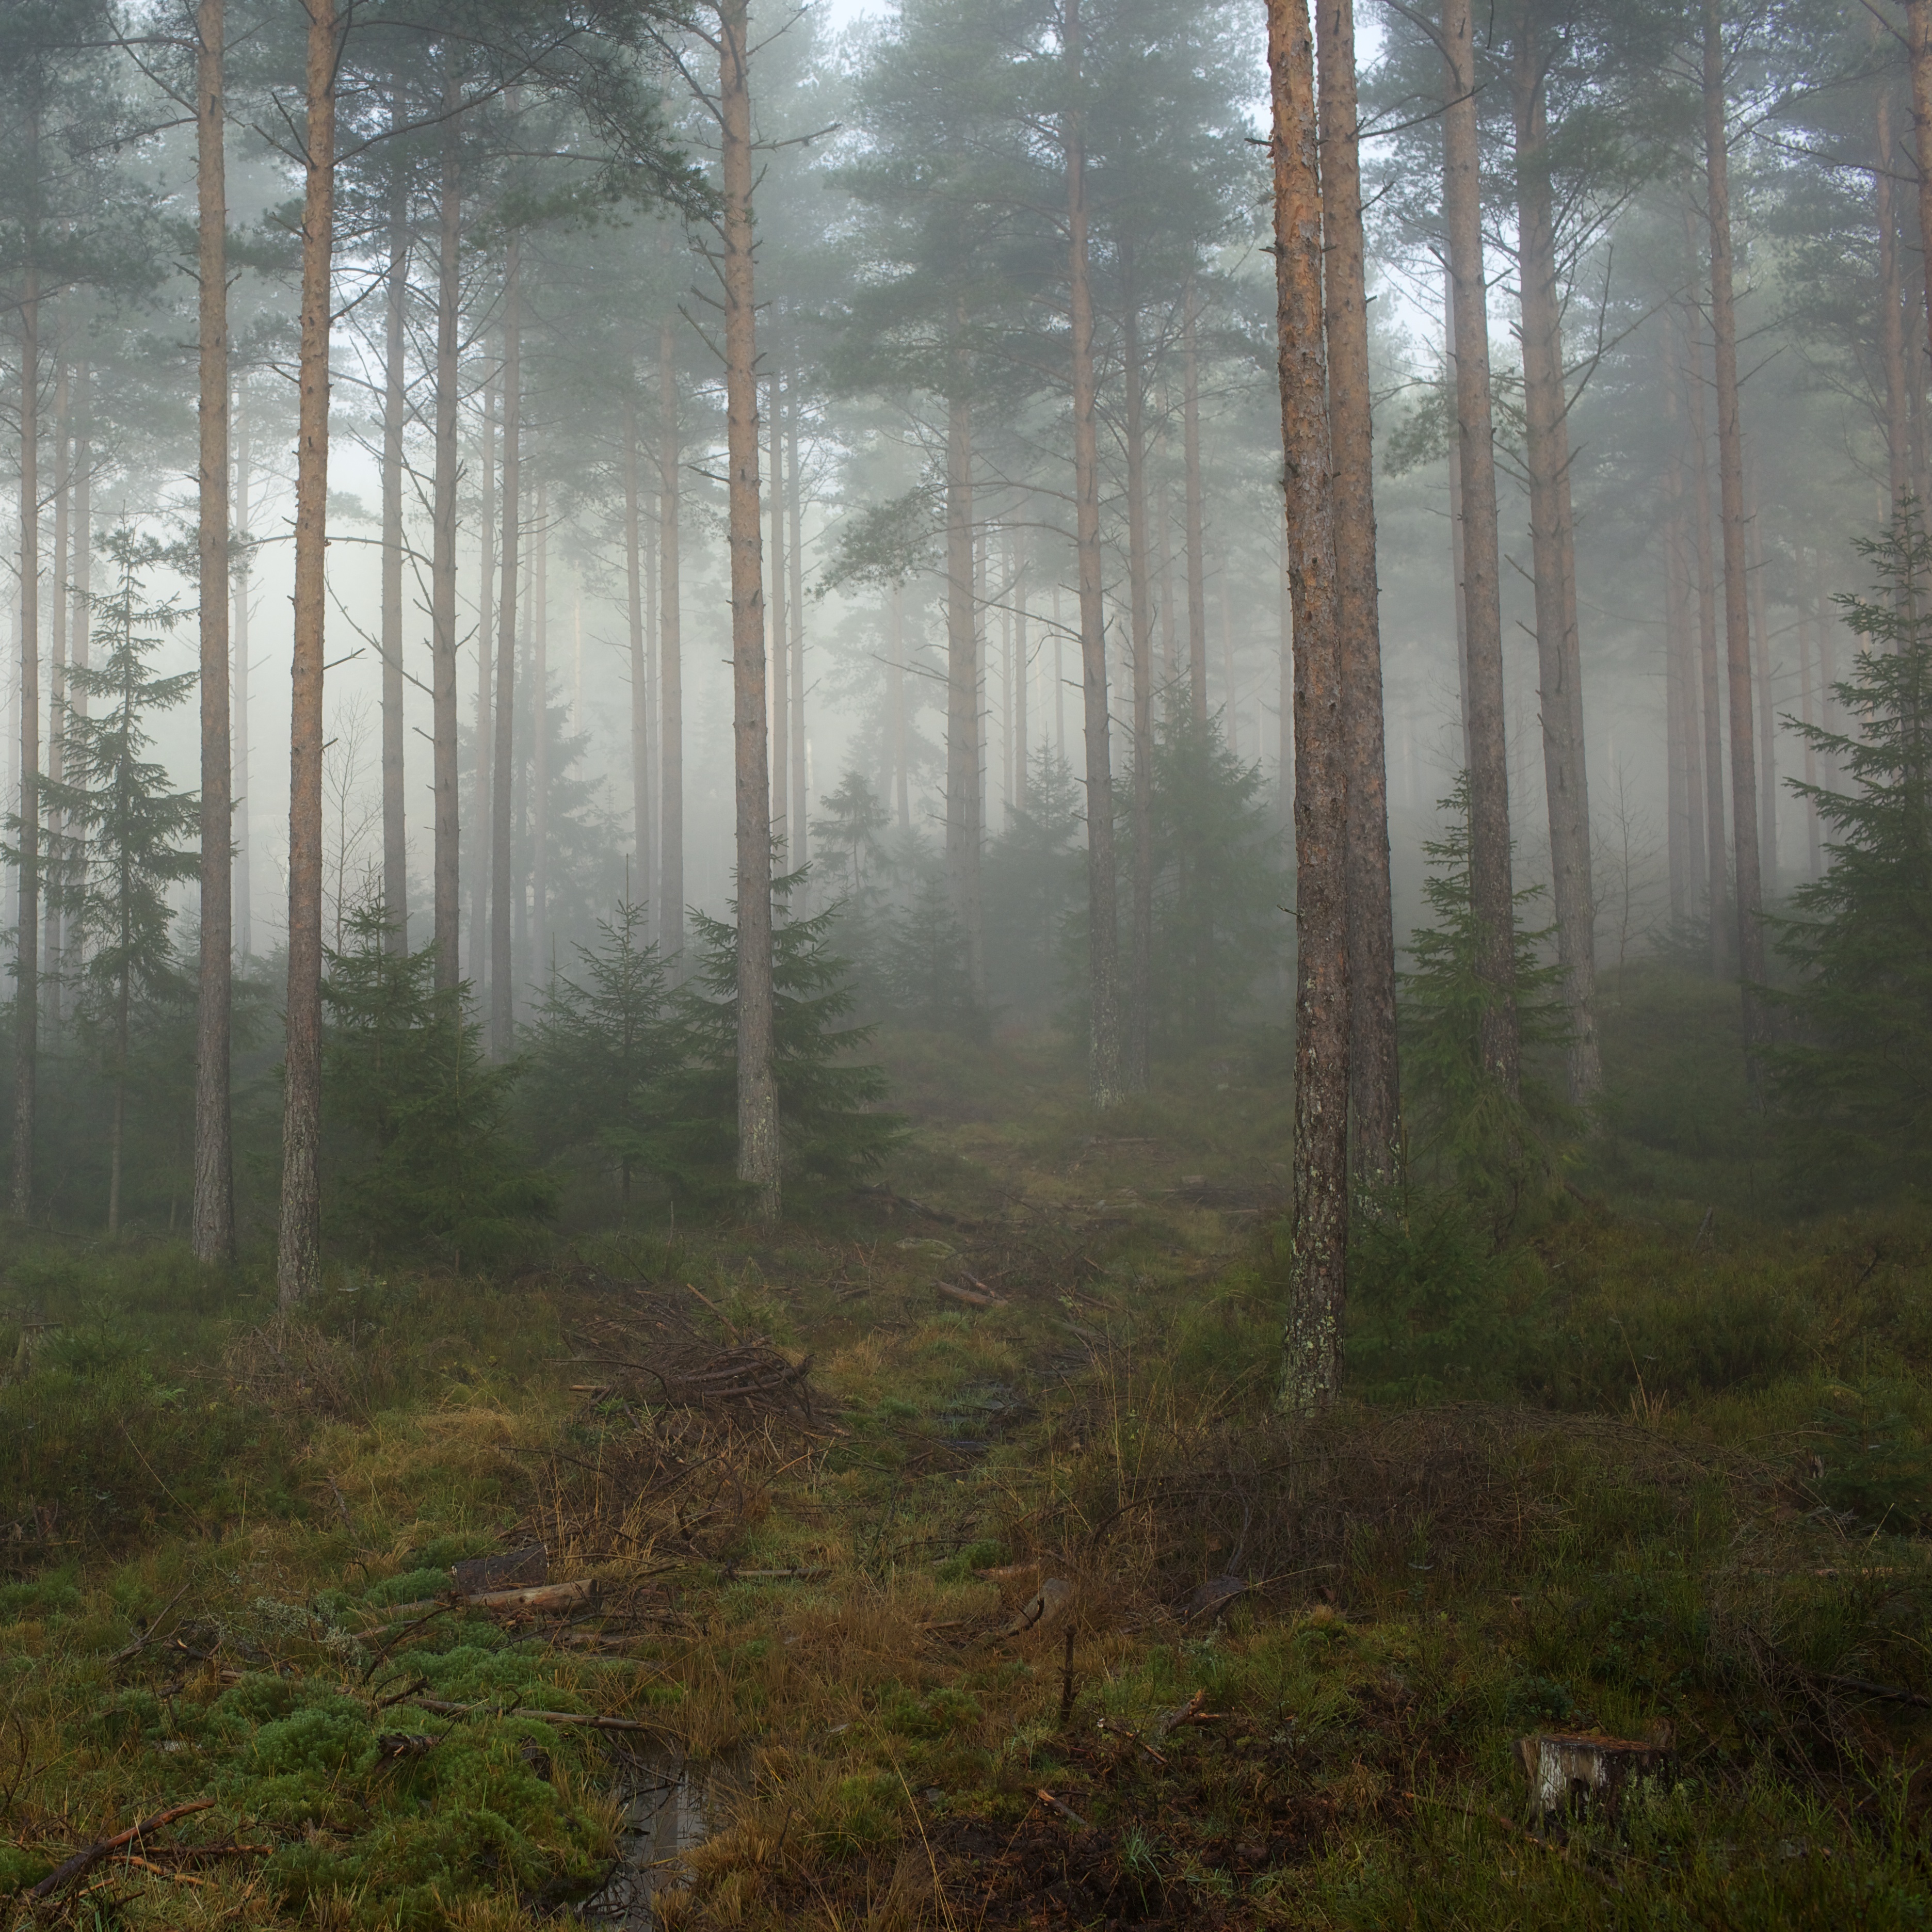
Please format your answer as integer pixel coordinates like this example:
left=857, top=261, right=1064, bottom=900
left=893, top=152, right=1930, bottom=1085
left=1, top=973, right=1928, bottom=1929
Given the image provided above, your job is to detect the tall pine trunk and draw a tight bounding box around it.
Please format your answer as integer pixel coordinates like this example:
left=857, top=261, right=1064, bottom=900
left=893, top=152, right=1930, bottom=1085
left=471, top=358, right=494, bottom=988
left=532, top=480, right=548, bottom=940
left=1442, top=0, right=1519, bottom=1094
left=787, top=383, right=806, bottom=864
left=13, top=238, right=38, bottom=1217
left=1012, top=548, right=1028, bottom=809
left=69, top=366, right=93, bottom=979
left=1877, top=70, right=1910, bottom=517
left=429, top=74, right=460, bottom=989
left=945, top=378, right=985, bottom=999
left=1067, top=0, right=1121, bottom=1108
left=380, top=104, right=408, bottom=950
left=624, top=393, right=651, bottom=896
left=1701, top=0, right=1767, bottom=1038
left=278, top=0, right=337, bottom=1306
left=1747, top=460, right=1776, bottom=889
left=719, top=0, right=779, bottom=1218
left=1122, top=250, right=1152, bottom=1091
left=1912, top=3, right=1932, bottom=436
left=44, top=362, right=67, bottom=1036
left=193, top=0, right=234, bottom=1262
left=1182, top=278, right=1208, bottom=725
left=1318, top=0, right=1399, bottom=1173
left=768, top=371, right=788, bottom=852
left=889, top=581, right=908, bottom=829
left=1680, top=276, right=1728, bottom=971
left=1444, top=264, right=1472, bottom=754
left=659, top=317, right=684, bottom=963
left=1268, top=0, right=1348, bottom=1409
left=1511, top=25, right=1599, bottom=1104
left=1663, top=340, right=1702, bottom=917
left=490, top=245, right=520, bottom=1057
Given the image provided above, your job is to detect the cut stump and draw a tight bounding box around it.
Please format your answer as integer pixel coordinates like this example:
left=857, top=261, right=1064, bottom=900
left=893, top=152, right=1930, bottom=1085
left=1516, top=1731, right=1671, bottom=1819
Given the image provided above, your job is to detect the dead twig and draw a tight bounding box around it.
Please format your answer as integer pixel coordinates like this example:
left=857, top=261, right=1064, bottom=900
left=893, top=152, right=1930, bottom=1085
left=31, top=1800, right=217, bottom=1901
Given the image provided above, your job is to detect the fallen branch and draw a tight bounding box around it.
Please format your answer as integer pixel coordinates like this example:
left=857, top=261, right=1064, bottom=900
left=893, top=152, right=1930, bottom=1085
left=105, top=1583, right=192, bottom=1666
left=365, top=1578, right=597, bottom=1627
left=1035, top=1787, right=1090, bottom=1830
left=31, top=1800, right=216, bottom=1900
left=1826, top=1675, right=1932, bottom=1710
left=400, top=1696, right=659, bottom=1733
left=936, top=1281, right=1004, bottom=1310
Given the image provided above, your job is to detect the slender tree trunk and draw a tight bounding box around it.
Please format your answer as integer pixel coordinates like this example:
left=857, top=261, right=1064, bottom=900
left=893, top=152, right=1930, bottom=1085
left=472, top=357, right=494, bottom=990
left=491, top=247, right=520, bottom=1056
left=533, top=479, right=550, bottom=945
left=658, top=318, right=684, bottom=964
left=44, top=361, right=66, bottom=1035
left=193, top=0, right=234, bottom=1263
left=1122, top=251, right=1153, bottom=1090
left=1320, top=0, right=1399, bottom=1170
left=1797, top=563, right=1820, bottom=879
left=945, top=380, right=985, bottom=999
left=13, top=243, right=38, bottom=1219
left=380, top=105, right=408, bottom=950
left=1155, top=478, right=1176, bottom=685
left=67, top=367, right=90, bottom=985
left=1747, top=459, right=1776, bottom=890
left=787, top=383, right=807, bottom=866
left=1444, top=264, right=1472, bottom=758
left=1182, top=278, right=1208, bottom=725
left=1013, top=549, right=1028, bottom=809
left=642, top=467, right=657, bottom=931
left=719, top=0, right=778, bottom=1219
left=1878, top=72, right=1911, bottom=518
left=624, top=393, right=651, bottom=895
left=1681, top=279, right=1728, bottom=969
left=768, top=371, right=788, bottom=853
left=278, top=0, right=337, bottom=1306
left=889, top=581, right=908, bottom=829
left=1702, top=0, right=1766, bottom=1035
left=429, top=80, right=460, bottom=989
left=1664, top=350, right=1700, bottom=917
left=109, top=973, right=127, bottom=1236
left=1511, top=27, right=1599, bottom=1104
left=1442, top=0, right=1519, bottom=1094
left=1268, top=0, right=1348, bottom=1409
left=1067, top=0, right=1122, bottom=1108
left=1053, top=580, right=1066, bottom=759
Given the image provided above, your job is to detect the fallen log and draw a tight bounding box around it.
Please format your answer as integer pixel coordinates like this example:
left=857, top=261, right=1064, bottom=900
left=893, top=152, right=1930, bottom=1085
left=367, top=1577, right=597, bottom=1626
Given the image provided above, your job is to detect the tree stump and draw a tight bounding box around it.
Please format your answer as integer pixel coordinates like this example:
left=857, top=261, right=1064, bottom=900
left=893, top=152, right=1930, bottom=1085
left=1516, top=1731, right=1671, bottom=1820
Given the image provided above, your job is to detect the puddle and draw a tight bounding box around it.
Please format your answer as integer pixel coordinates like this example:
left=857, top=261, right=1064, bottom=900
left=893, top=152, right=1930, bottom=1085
left=583, top=1747, right=727, bottom=1928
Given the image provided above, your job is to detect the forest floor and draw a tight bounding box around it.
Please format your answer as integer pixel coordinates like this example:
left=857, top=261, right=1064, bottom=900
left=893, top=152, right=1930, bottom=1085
left=3, top=964, right=1931, bottom=1931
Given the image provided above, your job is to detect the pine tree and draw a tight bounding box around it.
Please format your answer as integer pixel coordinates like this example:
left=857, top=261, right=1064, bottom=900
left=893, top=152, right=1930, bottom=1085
left=33, top=536, right=199, bottom=1235
left=322, top=904, right=553, bottom=1268
left=524, top=897, right=670, bottom=1199
left=1402, top=777, right=1575, bottom=1235
left=1768, top=516, right=1932, bottom=1202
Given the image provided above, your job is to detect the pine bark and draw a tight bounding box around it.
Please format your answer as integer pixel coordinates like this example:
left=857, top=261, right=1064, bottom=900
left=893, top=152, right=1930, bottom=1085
left=659, top=316, right=684, bottom=963
left=429, top=77, right=461, bottom=989
left=1441, top=0, right=1519, bottom=1094
left=380, top=108, right=408, bottom=950
left=1797, top=564, right=1820, bottom=879
left=70, top=366, right=93, bottom=977
left=532, top=481, right=549, bottom=939
left=719, top=0, right=779, bottom=1219
left=45, top=363, right=66, bottom=1034
left=1182, top=280, right=1208, bottom=726
left=1267, top=0, right=1349, bottom=1410
left=12, top=241, right=38, bottom=1218
left=490, top=244, right=521, bottom=1056
left=1510, top=24, right=1599, bottom=1104
left=1318, top=0, right=1399, bottom=1173
left=945, top=381, right=985, bottom=999
left=278, top=0, right=337, bottom=1306
left=1680, top=280, right=1728, bottom=970
left=471, top=362, right=494, bottom=989
left=1444, top=264, right=1472, bottom=754
left=624, top=394, right=651, bottom=895
left=1877, top=73, right=1910, bottom=517
left=1066, top=0, right=1122, bottom=1109
left=193, top=0, right=234, bottom=1263
left=768, top=372, right=788, bottom=853
left=1663, top=350, right=1701, bottom=918
left=1746, top=461, right=1776, bottom=889
left=787, top=384, right=807, bottom=865
left=1013, top=549, right=1028, bottom=809
left=1701, top=0, right=1767, bottom=1034
left=1122, top=250, right=1153, bottom=1091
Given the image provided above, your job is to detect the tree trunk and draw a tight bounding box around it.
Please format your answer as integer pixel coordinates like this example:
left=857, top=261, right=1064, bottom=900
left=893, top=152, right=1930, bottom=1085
left=69, top=364, right=93, bottom=985
left=787, top=381, right=807, bottom=866
left=1663, top=350, right=1702, bottom=918
left=471, top=356, right=494, bottom=990
left=659, top=316, right=684, bottom=964
left=1441, top=0, right=1519, bottom=1094
left=1510, top=26, right=1599, bottom=1105
left=945, top=380, right=985, bottom=999
left=1747, top=459, right=1776, bottom=890
left=719, top=0, right=779, bottom=1219
left=13, top=242, right=38, bottom=1219
left=1182, top=277, right=1208, bottom=725
left=1702, top=0, right=1767, bottom=1037
left=380, top=103, right=408, bottom=951
left=1013, top=546, right=1028, bottom=809
left=193, top=0, right=234, bottom=1263
left=1319, top=0, right=1400, bottom=1172
left=1122, top=249, right=1152, bottom=1091
left=532, top=479, right=549, bottom=942
left=44, top=361, right=67, bottom=1036
left=1267, top=0, right=1348, bottom=1410
left=1679, top=284, right=1728, bottom=970
left=278, top=0, right=337, bottom=1306
left=768, top=371, right=788, bottom=855
left=889, top=579, right=908, bottom=829
left=1444, top=264, right=1472, bottom=759
left=491, top=244, right=520, bottom=1057
left=624, top=393, right=651, bottom=897
left=1066, top=0, right=1122, bottom=1109
left=429, top=76, right=460, bottom=989
left=1877, top=71, right=1910, bottom=518
left=1797, top=560, right=1820, bottom=879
